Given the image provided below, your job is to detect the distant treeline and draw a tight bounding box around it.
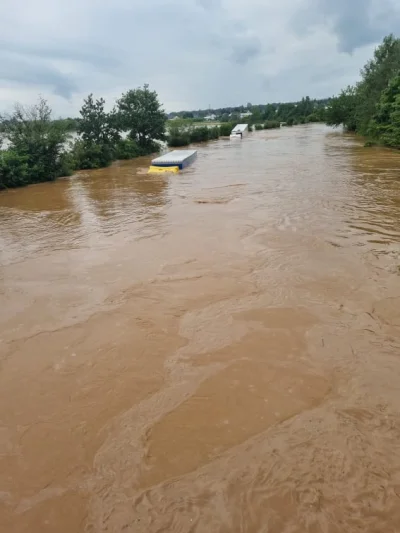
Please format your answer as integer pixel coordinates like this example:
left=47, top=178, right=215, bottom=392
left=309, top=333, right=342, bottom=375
left=168, top=97, right=329, bottom=124
left=0, top=85, right=167, bottom=190
left=0, top=116, right=79, bottom=134
left=52, top=117, right=80, bottom=132
left=326, top=34, right=400, bottom=149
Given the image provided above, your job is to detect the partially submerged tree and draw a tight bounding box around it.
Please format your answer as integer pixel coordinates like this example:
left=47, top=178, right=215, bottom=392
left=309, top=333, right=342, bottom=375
left=117, top=84, right=166, bottom=150
left=369, top=74, right=400, bottom=148
left=326, top=34, right=400, bottom=143
left=74, top=94, right=120, bottom=169
left=0, top=97, right=71, bottom=188
left=0, top=86, right=169, bottom=189
left=355, top=34, right=400, bottom=135
left=325, top=86, right=358, bottom=132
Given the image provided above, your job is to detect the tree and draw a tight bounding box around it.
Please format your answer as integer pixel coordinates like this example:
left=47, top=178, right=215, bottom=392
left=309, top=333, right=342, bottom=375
left=52, top=117, right=80, bottom=132
left=297, top=97, right=306, bottom=117
left=369, top=74, right=400, bottom=148
left=77, top=94, right=119, bottom=146
left=325, top=86, right=358, bottom=131
left=249, top=106, right=262, bottom=124
left=74, top=94, right=120, bottom=169
left=326, top=35, right=400, bottom=138
left=355, top=34, right=400, bottom=134
left=0, top=151, right=29, bottom=189
left=117, top=84, right=166, bottom=150
left=263, top=104, right=276, bottom=121
left=0, top=97, right=71, bottom=187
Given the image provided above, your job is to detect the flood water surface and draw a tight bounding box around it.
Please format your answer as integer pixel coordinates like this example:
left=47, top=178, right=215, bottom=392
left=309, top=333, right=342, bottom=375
left=1, top=125, right=400, bottom=532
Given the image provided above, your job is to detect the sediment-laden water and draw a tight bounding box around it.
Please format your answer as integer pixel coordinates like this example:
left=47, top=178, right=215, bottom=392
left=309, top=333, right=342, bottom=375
left=1, top=124, right=400, bottom=532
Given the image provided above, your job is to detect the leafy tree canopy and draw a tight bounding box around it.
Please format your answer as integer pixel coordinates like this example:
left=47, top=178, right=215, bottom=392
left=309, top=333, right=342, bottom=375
left=117, top=84, right=166, bottom=148
left=326, top=33, right=400, bottom=147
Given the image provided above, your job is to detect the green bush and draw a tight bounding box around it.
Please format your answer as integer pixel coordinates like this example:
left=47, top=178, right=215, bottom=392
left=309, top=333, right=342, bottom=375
left=207, top=126, right=220, bottom=140
left=264, top=121, right=280, bottom=129
left=0, top=147, right=73, bottom=189
left=168, top=134, right=190, bottom=147
left=71, top=140, right=115, bottom=170
left=0, top=98, right=71, bottom=187
left=189, top=126, right=210, bottom=143
left=255, top=124, right=263, bottom=130
left=369, top=73, right=400, bottom=149
left=168, top=137, right=189, bottom=147
left=168, top=123, right=220, bottom=146
left=219, top=122, right=234, bottom=136
left=188, top=126, right=220, bottom=142
left=57, top=151, right=75, bottom=177
left=115, top=138, right=143, bottom=159
left=0, top=150, right=29, bottom=189
left=167, top=123, right=190, bottom=147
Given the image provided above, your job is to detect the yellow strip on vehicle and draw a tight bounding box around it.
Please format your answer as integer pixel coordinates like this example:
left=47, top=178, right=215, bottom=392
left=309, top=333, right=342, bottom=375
left=148, top=165, right=179, bottom=174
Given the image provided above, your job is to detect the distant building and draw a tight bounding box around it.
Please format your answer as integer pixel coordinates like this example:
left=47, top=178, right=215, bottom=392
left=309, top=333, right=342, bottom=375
left=205, top=114, right=217, bottom=121
left=240, top=111, right=252, bottom=119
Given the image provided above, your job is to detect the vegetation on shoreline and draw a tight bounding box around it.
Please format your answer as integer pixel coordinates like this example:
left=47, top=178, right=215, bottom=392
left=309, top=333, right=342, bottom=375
left=326, top=34, right=400, bottom=149
left=0, top=85, right=166, bottom=190
left=0, top=73, right=335, bottom=191
left=249, top=97, right=326, bottom=126
left=0, top=98, right=72, bottom=189
left=167, top=121, right=216, bottom=147
left=255, top=121, right=281, bottom=131
left=168, top=97, right=328, bottom=124
left=167, top=118, right=283, bottom=147
left=167, top=120, right=233, bottom=147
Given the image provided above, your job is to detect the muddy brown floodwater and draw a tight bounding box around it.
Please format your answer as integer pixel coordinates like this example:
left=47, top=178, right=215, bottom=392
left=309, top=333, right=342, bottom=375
left=1, top=124, right=400, bottom=533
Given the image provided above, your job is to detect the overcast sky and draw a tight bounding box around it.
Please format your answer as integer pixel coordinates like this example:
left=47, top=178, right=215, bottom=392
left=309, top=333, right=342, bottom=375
left=0, top=0, right=399, bottom=116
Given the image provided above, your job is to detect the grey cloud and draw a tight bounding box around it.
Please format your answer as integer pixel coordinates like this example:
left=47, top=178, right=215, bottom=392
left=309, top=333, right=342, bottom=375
left=0, top=0, right=393, bottom=114
left=309, top=65, right=349, bottom=83
left=0, top=40, right=120, bottom=69
left=231, top=39, right=262, bottom=65
left=196, top=2, right=263, bottom=66
left=0, top=55, right=77, bottom=99
left=195, top=0, right=221, bottom=10
left=260, top=76, right=271, bottom=91
left=0, top=36, right=121, bottom=101
left=294, top=0, right=400, bottom=53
